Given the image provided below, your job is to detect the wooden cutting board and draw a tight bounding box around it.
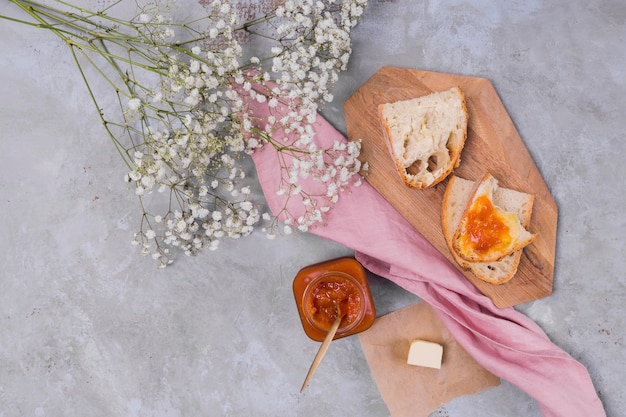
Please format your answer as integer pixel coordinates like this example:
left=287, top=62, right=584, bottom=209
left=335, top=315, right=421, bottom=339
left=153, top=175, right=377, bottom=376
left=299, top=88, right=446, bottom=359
left=344, top=66, right=557, bottom=308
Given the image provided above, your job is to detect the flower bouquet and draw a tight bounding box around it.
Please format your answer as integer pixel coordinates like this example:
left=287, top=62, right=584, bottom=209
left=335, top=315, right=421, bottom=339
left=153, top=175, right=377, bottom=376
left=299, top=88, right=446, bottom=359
left=1, top=0, right=368, bottom=266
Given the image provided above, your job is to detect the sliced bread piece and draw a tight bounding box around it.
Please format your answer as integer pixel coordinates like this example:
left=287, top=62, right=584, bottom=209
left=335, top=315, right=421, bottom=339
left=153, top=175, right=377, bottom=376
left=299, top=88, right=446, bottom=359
left=379, top=87, right=468, bottom=189
left=442, top=175, right=535, bottom=285
left=450, top=172, right=536, bottom=264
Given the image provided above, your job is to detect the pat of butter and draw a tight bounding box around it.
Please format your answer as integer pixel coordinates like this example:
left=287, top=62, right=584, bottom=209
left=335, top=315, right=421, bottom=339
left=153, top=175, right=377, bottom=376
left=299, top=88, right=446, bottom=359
left=407, top=339, right=443, bottom=369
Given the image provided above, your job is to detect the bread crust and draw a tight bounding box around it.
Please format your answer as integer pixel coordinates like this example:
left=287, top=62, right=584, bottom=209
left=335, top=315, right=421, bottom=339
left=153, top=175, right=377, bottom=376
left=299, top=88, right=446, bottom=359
left=379, top=87, right=468, bottom=189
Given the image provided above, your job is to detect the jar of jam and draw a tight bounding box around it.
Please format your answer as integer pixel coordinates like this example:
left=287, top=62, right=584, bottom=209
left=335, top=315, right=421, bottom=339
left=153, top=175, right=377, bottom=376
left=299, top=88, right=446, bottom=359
left=293, top=257, right=376, bottom=342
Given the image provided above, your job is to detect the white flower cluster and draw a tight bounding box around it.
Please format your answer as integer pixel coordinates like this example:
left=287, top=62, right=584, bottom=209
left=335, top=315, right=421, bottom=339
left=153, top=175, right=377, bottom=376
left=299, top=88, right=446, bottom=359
left=235, top=74, right=366, bottom=234
left=273, top=139, right=365, bottom=234
left=16, top=0, right=368, bottom=266
left=269, top=0, right=367, bottom=115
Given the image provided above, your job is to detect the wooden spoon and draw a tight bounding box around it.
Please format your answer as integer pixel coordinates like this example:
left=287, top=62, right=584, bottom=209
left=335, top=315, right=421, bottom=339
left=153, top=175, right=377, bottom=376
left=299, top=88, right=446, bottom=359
left=300, top=309, right=345, bottom=392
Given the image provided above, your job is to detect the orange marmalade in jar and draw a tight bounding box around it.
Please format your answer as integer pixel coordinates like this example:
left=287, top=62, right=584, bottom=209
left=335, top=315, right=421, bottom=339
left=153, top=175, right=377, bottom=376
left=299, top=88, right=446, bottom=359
left=293, top=257, right=376, bottom=342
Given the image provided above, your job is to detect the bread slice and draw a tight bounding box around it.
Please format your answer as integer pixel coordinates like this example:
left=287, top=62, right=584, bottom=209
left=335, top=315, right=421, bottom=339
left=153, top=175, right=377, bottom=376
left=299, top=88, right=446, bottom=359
left=451, top=173, right=536, bottom=263
left=442, top=174, right=536, bottom=284
left=379, top=87, right=468, bottom=189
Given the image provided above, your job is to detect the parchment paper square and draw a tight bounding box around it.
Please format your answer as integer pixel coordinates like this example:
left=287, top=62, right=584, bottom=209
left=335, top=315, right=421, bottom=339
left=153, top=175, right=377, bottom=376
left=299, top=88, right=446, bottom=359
left=359, top=302, right=500, bottom=417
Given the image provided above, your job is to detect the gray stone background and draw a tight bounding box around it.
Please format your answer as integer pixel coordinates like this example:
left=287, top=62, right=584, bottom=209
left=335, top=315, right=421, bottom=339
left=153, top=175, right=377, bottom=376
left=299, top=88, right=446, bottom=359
left=1, top=0, right=624, bottom=416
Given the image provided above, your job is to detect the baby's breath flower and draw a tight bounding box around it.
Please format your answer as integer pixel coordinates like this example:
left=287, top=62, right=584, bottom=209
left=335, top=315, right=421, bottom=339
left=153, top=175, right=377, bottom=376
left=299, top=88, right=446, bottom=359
left=128, top=98, right=141, bottom=111
left=6, top=0, right=369, bottom=265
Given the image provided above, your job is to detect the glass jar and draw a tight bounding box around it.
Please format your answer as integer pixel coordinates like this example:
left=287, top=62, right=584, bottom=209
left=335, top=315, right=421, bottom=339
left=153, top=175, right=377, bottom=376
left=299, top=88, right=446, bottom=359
left=293, top=257, right=376, bottom=342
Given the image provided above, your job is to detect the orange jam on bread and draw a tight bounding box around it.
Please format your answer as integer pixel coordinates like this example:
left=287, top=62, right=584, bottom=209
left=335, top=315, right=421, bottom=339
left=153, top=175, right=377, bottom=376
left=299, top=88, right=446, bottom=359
left=458, top=194, right=518, bottom=258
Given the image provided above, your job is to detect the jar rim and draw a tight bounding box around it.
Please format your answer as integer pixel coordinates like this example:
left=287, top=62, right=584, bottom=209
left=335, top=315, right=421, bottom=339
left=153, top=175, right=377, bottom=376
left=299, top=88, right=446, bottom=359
left=301, top=271, right=366, bottom=336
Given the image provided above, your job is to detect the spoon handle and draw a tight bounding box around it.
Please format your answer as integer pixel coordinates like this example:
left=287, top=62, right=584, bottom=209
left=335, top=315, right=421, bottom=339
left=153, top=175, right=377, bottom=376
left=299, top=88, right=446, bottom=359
left=300, top=313, right=344, bottom=392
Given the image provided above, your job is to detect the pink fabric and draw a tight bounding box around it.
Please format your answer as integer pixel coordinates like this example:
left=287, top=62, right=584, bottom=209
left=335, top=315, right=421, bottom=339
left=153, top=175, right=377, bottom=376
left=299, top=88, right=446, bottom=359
left=238, top=83, right=606, bottom=417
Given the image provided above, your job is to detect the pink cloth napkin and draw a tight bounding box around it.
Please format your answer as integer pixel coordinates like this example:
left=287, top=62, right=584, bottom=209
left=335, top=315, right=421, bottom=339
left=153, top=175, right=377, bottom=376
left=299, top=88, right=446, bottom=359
left=237, top=82, right=606, bottom=417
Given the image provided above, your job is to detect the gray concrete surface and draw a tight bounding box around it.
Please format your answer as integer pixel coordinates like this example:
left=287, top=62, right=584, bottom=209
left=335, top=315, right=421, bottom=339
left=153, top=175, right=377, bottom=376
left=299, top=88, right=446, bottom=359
left=1, top=0, right=624, bottom=416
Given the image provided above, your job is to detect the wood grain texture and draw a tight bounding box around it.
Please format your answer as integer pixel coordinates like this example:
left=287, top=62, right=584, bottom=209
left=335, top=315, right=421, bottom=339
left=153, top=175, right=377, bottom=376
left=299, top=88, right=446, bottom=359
left=344, top=66, right=557, bottom=308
